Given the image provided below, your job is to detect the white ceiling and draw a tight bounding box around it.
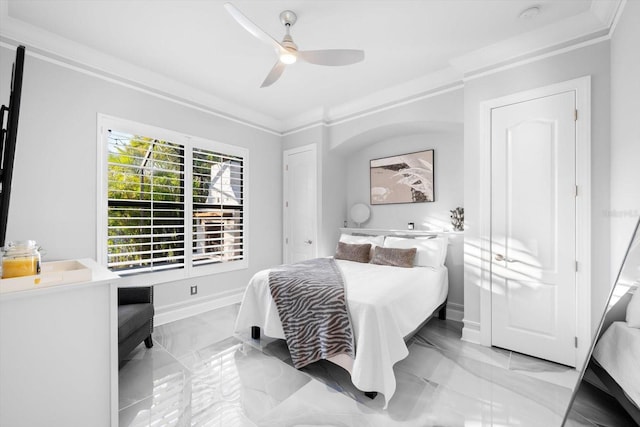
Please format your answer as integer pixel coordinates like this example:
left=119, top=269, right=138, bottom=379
left=0, top=0, right=621, bottom=133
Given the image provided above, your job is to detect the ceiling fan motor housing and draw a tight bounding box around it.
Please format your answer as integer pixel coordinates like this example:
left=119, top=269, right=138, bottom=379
left=279, top=10, right=297, bottom=27
left=281, top=35, right=298, bottom=52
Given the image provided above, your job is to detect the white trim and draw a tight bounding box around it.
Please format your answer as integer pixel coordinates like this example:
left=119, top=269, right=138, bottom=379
left=282, top=83, right=465, bottom=138
left=0, top=38, right=281, bottom=136
left=462, top=36, right=609, bottom=84
left=340, top=227, right=463, bottom=237
left=153, top=289, right=243, bottom=326
left=327, top=83, right=465, bottom=128
left=609, top=0, right=628, bottom=36
left=461, top=319, right=481, bottom=344
left=283, top=144, right=318, bottom=263
left=96, top=114, right=249, bottom=283
left=591, top=0, right=623, bottom=28
left=281, top=121, right=326, bottom=138
left=451, top=1, right=621, bottom=76
left=478, top=76, right=592, bottom=368
left=0, top=0, right=624, bottom=136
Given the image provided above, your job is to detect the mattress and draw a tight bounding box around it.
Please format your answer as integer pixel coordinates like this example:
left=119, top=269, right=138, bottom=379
left=234, top=258, right=449, bottom=408
left=593, top=321, right=640, bottom=407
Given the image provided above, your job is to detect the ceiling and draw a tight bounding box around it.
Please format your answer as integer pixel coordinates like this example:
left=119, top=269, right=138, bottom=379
left=0, top=0, right=621, bottom=133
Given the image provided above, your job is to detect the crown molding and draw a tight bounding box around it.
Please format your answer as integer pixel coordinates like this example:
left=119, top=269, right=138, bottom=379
left=281, top=66, right=463, bottom=134
left=0, top=3, right=282, bottom=135
left=608, top=0, right=627, bottom=35
left=591, top=0, right=623, bottom=27
left=449, top=2, right=620, bottom=76
left=284, top=1, right=623, bottom=134
left=1, top=0, right=625, bottom=138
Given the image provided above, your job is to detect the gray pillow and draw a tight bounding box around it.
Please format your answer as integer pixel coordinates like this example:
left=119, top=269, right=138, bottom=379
left=335, top=241, right=372, bottom=263
left=370, top=246, right=416, bottom=268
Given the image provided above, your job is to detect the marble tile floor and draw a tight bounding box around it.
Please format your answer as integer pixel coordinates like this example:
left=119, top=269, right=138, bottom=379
left=119, top=304, right=631, bottom=426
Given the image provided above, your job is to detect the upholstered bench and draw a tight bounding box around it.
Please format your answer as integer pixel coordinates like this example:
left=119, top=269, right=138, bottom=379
left=118, top=286, right=154, bottom=364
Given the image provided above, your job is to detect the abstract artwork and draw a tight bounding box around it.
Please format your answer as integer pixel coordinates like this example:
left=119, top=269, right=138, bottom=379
left=370, top=149, right=434, bottom=205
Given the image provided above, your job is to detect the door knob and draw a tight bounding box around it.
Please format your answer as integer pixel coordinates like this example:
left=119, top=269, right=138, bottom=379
left=494, top=253, right=514, bottom=262
left=304, top=240, right=313, bottom=244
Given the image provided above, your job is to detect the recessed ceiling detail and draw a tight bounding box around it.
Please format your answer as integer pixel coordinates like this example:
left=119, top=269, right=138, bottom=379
left=0, top=0, right=621, bottom=134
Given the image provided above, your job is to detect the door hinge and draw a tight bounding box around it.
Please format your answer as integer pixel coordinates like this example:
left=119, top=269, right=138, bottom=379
left=574, top=336, right=578, bottom=348
left=574, top=109, right=578, bottom=121
left=575, top=261, right=579, bottom=272
left=285, top=164, right=288, bottom=171
left=285, top=237, right=289, bottom=244
left=285, top=201, right=288, bottom=208
left=575, top=185, right=579, bottom=197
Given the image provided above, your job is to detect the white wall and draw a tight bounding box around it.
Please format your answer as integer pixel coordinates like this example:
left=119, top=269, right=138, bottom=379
left=610, top=0, right=640, bottom=276
left=281, top=89, right=465, bottom=314
left=282, top=89, right=464, bottom=312
left=282, top=125, right=348, bottom=258
left=0, top=46, right=282, bottom=311
left=3, top=20, right=629, bottom=329
left=345, top=131, right=463, bottom=231
left=344, top=128, right=464, bottom=310
left=463, top=41, right=611, bottom=339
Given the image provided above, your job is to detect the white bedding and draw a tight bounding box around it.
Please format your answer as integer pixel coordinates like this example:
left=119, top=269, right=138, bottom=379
left=593, top=321, right=640, bottom=407
left=234, top=258, right=448, bottom=407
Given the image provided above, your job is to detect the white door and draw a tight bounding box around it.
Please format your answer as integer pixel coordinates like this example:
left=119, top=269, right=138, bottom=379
left=283, top=145, right=317, bottom=264
left=491, top=91, right=577, bottom=366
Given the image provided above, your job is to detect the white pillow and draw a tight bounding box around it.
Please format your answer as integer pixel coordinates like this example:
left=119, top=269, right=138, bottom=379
left=339, top=234, right=384, bottom=258
left=384, top=236, right=448, bottom=267
left=626, top=289, right=640, bottom=328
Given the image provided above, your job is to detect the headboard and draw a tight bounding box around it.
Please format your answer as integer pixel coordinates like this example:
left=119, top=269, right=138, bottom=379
left=339, top=227, right=458, bottom=240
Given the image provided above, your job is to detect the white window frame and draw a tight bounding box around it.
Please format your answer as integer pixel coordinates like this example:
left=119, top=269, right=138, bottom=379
left=97, top=114, right=249, bottom=285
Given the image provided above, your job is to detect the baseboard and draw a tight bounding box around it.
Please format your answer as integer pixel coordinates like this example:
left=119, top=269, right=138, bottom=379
left=461, top=318, right=481, bottom=344
left=154, top=290, right=243, bottom=326
left=446, top=302, right=464, bottom=322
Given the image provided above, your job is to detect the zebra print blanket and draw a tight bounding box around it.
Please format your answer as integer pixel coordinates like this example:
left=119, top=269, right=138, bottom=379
left=268, top=258, right=355, bottom=369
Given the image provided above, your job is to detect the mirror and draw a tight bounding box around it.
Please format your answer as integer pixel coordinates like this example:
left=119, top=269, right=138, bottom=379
left=562, top=217, right=640, bottom=425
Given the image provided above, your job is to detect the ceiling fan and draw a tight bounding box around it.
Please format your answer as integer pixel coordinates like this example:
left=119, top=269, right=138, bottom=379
left=224, top=2, right=365, bottom=87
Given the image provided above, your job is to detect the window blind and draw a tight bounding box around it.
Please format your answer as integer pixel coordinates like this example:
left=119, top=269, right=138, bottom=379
left=192, top=147, right=245, bottom=267
left=107, top=131, right=185, bottom=274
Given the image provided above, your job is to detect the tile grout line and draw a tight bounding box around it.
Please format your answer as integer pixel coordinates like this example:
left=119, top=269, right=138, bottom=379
left=118, top=341, right=169, bottom=413
left=118, top=336, right=191, bottom=413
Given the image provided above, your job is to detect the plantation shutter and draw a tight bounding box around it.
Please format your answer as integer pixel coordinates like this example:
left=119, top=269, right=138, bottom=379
left=106, top=131, right=185, bottom=274
left=192, top=147, right=245, bottom=266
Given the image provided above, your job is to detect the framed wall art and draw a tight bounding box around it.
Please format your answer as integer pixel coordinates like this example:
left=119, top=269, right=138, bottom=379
left=370, top=149, right=434, bottom=205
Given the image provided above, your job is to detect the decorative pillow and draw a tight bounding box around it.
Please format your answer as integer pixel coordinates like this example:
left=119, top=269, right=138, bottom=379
left=626, top=289, right=640, bottom=328
left=334, top=241, right=372, bottom=263
left=370, top=246, right=416, bottom=268
left=383, top=236, right=448, bottom=267
left=339, top=233, right=384, bottom=258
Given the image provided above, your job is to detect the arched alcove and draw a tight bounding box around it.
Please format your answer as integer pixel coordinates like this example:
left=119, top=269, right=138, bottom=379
left=330, top=120, right=463, bottom=156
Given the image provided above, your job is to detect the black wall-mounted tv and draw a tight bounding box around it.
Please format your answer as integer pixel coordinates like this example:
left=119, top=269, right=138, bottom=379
left=0, top=45, right=25, bottom=248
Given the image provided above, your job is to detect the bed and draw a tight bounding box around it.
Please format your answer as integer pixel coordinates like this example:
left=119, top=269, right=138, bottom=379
left=591, top=289, right=640, bottom=424
left=234, top=233, right=449, bottom=408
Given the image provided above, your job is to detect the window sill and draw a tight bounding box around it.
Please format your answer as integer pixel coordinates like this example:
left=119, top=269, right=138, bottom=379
left=114, top=259, right=249, bottom=287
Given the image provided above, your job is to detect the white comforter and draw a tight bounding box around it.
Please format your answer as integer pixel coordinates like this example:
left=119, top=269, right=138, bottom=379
left=234, top=259, right=448, bottom=407
left=593, top=321, right=640, bottom=407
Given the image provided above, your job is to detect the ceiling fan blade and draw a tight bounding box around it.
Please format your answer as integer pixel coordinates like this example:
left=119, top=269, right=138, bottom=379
left=224, top=3, right=284, bottom=52
left=299, top=49, right=365, bottom=66
left=261, top=61, right=286, bottom=87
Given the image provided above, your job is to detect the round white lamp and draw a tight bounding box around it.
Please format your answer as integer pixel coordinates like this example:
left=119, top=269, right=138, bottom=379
left=350, top=203, right=371, bottom=228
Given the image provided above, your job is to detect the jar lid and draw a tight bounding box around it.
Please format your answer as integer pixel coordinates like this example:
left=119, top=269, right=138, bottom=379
left=3, top=240, right=38, bottom=251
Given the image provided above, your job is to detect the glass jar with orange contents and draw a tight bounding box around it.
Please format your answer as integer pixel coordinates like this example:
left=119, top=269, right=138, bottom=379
left=2, top=240, right=41, bottom=279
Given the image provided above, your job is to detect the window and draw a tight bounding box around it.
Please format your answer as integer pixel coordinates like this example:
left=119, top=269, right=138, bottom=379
left=98, top=116, right=247, bottom=281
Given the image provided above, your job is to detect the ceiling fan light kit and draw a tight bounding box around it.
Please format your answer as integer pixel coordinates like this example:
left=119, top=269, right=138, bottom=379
left=224, top=2, right=365, bottom=87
